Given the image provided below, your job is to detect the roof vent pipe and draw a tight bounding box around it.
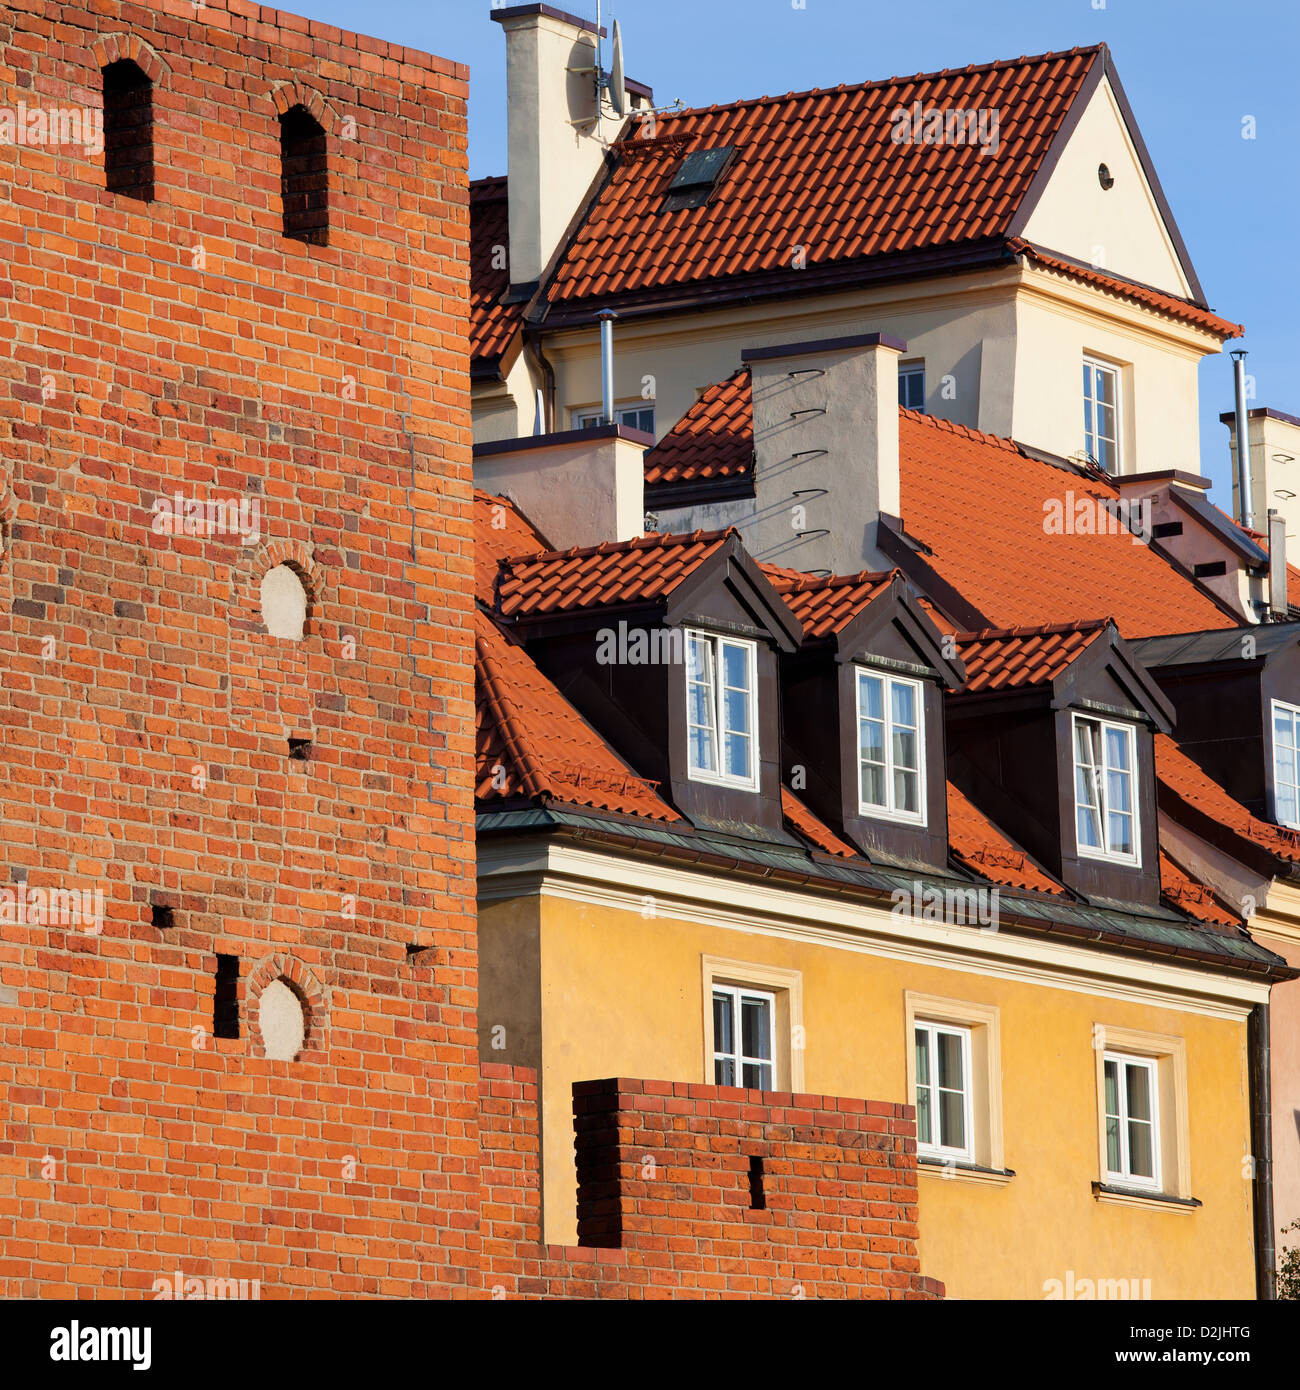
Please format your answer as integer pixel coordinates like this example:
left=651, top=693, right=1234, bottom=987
left=1233, top=350, right=1254, bottom=530
left=597, top=308, right=617, bottom=425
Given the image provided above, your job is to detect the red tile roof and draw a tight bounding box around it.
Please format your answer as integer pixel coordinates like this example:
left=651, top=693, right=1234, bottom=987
left=761, top=565, right=897, bottom=639
left=546, top=48, right=1102, bottom=308
left=495, top=529, right=732, bottom=620
left=900, top=411, right=1231, bottom=638
left=470, top=176, right=523, bottom=365
left=956, top=621, right=1109, bottom=692
left=1158, top=849, right=1241, bottom=930
left=644, top=368, right=754, bottom=487
left=474, top=488, right=551, bottom=603
left=1155, top=733, right=1300, bottom=866
left=475, top=608, right=680, bottom=822
left=1011, top=240, right=1241, bottom=339
left=645, top=372, right=1231, bottom=638
left=781, top=788, right=857, bottom=857
left=946, top=781, right=1065, bottom=895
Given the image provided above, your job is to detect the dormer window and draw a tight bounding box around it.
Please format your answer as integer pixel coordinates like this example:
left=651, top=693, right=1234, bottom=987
left=856, top=669, right=926, bottom=824
left=686, top=629, right=758, bottom=789
left=1073, top=714, right=1139, bottom=864
left=1270, top=699, right=1300, bottom=828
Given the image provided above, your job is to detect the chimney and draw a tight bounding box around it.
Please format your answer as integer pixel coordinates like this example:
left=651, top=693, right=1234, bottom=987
left=740, top=333, right=905, bottom=574
left=493, top=4, right=621, bottom=290
left=1232, top=350, right=1254, bottom=529
left=1269, top=509, right=1289, bottom=618
left=473, top=422, right=649, bottom=549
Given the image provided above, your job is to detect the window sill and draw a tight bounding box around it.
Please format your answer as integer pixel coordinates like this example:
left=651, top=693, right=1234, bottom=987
left=1091, top=1181, right=1200, bottom=1213
left=918, top=1156, right=1015, bottom=1187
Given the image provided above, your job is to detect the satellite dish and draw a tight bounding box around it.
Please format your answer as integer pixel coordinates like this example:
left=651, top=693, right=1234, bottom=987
left=608, top=19, right=626, bottom=118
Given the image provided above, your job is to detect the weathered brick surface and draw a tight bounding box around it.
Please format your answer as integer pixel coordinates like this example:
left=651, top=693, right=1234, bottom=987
left=0, top=0, right=475, bottom=1297
left=478, top=1067, right=944, bottom=1300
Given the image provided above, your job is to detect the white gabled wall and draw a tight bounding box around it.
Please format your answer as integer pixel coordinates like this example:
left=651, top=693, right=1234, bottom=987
left=1019, top=76, right=1193, bottom=300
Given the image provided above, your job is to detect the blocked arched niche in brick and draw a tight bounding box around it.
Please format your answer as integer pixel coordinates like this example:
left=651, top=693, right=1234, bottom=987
left=90, top=33, right=168, bottom=82
left=244, top=953, right=328, bottom=1061
left=0, top=483, right=16, bottom=606
left=269, top=81, right=337, bottom=135
left=244, top=540, right=324, bottom=639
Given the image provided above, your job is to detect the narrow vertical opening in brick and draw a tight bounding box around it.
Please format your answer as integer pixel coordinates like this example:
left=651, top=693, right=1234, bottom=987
left=748, top=1154, right=766, bottom=1210
left=213, top=954, right=240, bottom=1039
left=280, top=105, right=328, bottom=245
left=102, top=59, right=154, bottom=201
left=288, top=737, right=312, bottom=761
left=150, top=901, right=174, bottom=929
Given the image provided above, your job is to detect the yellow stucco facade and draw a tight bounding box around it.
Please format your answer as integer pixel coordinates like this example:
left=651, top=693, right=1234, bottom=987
left=479, top=842, right=1265, bottom=1299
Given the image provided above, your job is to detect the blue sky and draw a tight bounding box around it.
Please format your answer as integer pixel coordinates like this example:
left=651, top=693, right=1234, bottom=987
left=290, top=0, right=1299, bottom=499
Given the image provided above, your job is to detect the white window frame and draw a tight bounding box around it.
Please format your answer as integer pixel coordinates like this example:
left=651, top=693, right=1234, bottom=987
left=1082, top=355, right=1121, bottom=473
left=1072, top=713, right=1140, bottom=866
left=914, top=1020, right=974, bottom=1162
left=686, top=629, right=760, bottom=791
left=574, top=403, right=656, bottom=434
left=711, top=983, right=776, bottom=1091
left=855, top=668, right=927, bottom=825
left=1102, top=1050, right=1162, bottom=1192
left=1270, top=698, right=1300, bottom=830
left=898, top=361, right=926, bottom=412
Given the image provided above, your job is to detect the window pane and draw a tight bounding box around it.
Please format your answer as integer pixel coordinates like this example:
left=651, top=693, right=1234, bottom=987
left=936, top=1031, right=964, bottom=1090
left=894, top=767, right=919, bottom=814
left=1128, top=1119, right=1155, bottom=1178
left=713, top=991, right=733, bottom=1055
left=743, top=1060, right=772, bottom=1090
left=1105, top=725, right=1131, bottom=773
left=721, top=641, right=749, bottom=695
left=1107, top=809, right=1133, bottom=856
left=723, top=685, right=749, bottom=738
left=691, top=725, right=716, bottom=774
left=860, top=760, right=886, bottom=808
left=892, top=726, right=918, bottom=773
left=915, top=1029, right=932, bottom=1144
left=1125, top=1063, right=1152, bottom=1122
left=859, top=673, right=883, bottom=721
left=1095, top=367, right=1116, bottom=407
left=725, top=731, right=751, bottom=781
left=939, top=1088, right=965, bottom=1151
left=1105, top=1116, right=1121, bottom=1172
left=1106, top=766, right=1132, bottom=815
left=890, top=679, right=916, bottom=731
left=741, top=995, right=772, bottom=1062
left=715, top=1056, right=735, bottom=1086
left=860, top=718, right=885, bottom=765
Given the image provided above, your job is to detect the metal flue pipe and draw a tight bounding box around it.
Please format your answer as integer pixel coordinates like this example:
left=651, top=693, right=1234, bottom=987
left=1233, top=350, right=1254, bottom=530
left=597, top=308, right=617, bottom=425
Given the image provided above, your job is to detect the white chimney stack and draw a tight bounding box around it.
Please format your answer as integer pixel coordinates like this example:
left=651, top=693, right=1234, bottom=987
left=493, top=4, right=623, bottom=289
left=742, top=333, right=905, bottom=574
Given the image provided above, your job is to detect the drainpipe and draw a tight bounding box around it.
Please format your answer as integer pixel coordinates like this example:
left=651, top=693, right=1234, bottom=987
left=1233, top=350, right=1254, bottom=530
left=1249, top=1002, right=1276, bottom=1299
left=597, top=308, right=617, bottom=425
left=523, top=324, right=556, bottom=435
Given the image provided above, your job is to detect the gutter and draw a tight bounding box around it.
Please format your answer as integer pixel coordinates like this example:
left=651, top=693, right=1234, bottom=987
left=1249, top=1004, right=1276, bottom=1299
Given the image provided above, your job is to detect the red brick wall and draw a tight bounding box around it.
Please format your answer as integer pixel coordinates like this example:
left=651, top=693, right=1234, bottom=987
left=0, top=0, right=475, bottom=1297
left=479, top=1067, right=943, bottom=1300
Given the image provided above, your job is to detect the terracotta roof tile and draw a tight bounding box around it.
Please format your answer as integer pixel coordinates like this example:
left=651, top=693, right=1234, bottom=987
left=781, top=788, right=857, bottom=857
left=470, top=176, right=522, bottom=365
left=761, top=565, right=897, bottom=638
left=645, top=368, right=755, bottom=487
left=496, top=529, right=733, bottom=620
left=474, top=489, right=550, bottom=604
left=1158, top=849, right=1241, bottom=930
left=946, top=781, right=1066, bottom=895
left=647, top=373, right=1230, bottom=638
left=956, top=620, right=1109, bottom=692
left=900, top=411, right=1230, bottom=638
left=476, top=608, right=680, bottom=822
left=1011, top=240, right=1241, bottom=339
left=548, top=48, right=1102, bottom=308
left=1156, top=733, right=1300, bottom=865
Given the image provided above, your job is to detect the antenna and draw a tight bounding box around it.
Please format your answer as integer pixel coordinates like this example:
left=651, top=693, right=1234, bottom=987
left=608, top=19, right=626, bottom=118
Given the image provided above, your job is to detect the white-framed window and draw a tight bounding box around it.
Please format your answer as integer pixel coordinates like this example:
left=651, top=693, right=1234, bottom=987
left=914, top=1021, right=974, bottom=1161
left=1102, top=1050, right=1160, bottom=1190
left=1271, top=699, right=1300, bottom=829
left=1082, top=356, right=1120, bottom=472
left=856, top=669, right=925, bottom=824
left=686, top=630, right=759, bottom=790
left=898, top=362, right=926, bottom=412
left=574, top=403, right=656, bottom=434
left=1072, top=713, right=1139, bottom=865
left=712, top=984, right=775, bottom=1089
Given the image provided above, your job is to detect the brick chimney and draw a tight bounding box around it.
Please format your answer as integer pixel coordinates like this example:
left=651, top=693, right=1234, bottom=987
left=741, top=333, right=905, bottom=574
left=493, top=4, right=622, bottom=291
